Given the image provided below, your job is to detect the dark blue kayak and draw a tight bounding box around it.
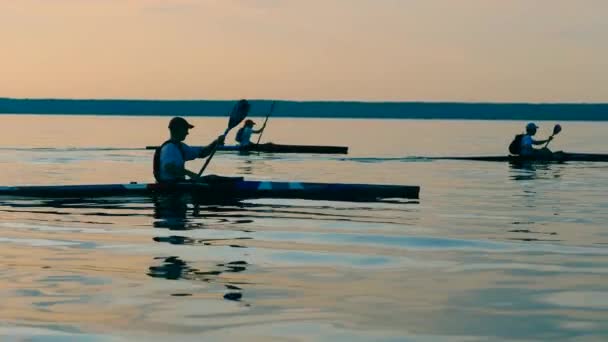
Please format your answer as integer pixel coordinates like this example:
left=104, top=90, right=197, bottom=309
left=0, top=177, right=419, bottom=202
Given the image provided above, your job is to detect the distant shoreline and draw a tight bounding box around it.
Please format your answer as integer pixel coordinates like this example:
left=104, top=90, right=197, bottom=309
left=1, top=98, right=607, bottom=120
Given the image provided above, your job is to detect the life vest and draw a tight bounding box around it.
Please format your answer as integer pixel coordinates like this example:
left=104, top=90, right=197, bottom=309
left=508, top=134, right=524, bottom=155
left=153, top=140, right=186, bottom=183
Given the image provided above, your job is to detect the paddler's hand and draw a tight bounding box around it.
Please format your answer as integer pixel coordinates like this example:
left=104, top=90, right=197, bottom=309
left=216, top=135, right=226, bottom=146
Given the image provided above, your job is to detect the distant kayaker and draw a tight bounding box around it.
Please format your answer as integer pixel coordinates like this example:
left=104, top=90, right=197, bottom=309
left=509, top=122, right=553, bottom=156
left=153, top=117, right=225, bottom=183
left=235, top=119, right=266, bottom=146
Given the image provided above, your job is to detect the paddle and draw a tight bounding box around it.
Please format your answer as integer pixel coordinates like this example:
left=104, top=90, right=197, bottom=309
left=195, top=100, right=250, bottom=178
left=255, top=101, right=276, bottom=145
left=544, top=124, right=562, bottom=148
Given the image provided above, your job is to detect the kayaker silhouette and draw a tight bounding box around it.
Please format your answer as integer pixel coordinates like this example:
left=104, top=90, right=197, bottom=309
left=235, top=119, right=266, bottom=146
left=509, top=122, right=557, bottom=157
left=153, top=116, right=225, bottom=183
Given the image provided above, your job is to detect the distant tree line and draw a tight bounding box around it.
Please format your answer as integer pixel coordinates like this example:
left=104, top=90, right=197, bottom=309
left=0, top=98, right=607, bottom=120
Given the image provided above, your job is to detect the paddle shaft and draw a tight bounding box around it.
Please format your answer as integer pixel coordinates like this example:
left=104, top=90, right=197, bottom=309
left=195, top=129, right=228, bottom=178
left=544, top=135, right=554, bottom=148
left=256, top=101, right=275, bottom=144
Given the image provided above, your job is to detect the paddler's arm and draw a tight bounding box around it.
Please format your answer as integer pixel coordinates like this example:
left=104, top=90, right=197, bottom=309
left=252, top=122, right=267, bottom=134
left=197, top=135, right=226, bottom=158
left=532, top=136, right=553, bottom=145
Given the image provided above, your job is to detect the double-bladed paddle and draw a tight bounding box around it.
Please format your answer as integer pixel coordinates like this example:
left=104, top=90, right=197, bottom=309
left=196, top=100, right=250, bottom=178
left=544, top=124, right=562, bottom=148
left=255, top=101, right=276, bottom=145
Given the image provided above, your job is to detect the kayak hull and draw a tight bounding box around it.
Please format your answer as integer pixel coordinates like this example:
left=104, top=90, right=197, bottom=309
left=434, top=152, right=608, bottom=163
left=146, top=143, right=348, bottom=154
left=230, top=143, right=348, bottom=154
left=0, top=178, right=419, bottom=202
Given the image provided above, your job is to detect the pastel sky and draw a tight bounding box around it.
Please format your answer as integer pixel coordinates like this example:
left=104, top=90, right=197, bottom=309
left=1, top=0, right=607, bottom=102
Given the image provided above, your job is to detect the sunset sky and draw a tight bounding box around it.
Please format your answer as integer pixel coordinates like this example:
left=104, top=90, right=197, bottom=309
left=1, top=0, right=607, bottom=102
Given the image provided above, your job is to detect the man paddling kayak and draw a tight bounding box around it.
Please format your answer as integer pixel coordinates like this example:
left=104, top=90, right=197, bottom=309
left=235, top=119, right=265, bottom=147
left=153, top=117, right=225, bottom=183
left=509, top=122, right=554, bottom=157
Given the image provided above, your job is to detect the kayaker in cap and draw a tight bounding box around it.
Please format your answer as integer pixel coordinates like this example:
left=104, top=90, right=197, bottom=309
left=235, top=119, right=266, bottom=147
left=153, top=117, right=225, bottom=183
left=509, top=122, right=553, bottom=156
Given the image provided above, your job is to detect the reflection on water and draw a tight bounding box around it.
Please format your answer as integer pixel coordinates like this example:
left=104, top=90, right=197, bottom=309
left=0, top=116, right=607, bottom=340
left=147, top=256, right=249, bottom=303
left=152, top=195, right=191, bottom=230
left=508, top=160, right=564, bottom=181
left=150, top=196, right=253, bottom=303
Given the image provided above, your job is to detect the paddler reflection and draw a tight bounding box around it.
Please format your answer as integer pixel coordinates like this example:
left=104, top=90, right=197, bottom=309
left=150, top=195, right=251, bottom=303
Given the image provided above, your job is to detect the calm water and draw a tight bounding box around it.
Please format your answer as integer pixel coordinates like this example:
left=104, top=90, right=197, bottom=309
left=1, top=115, right=607, bottom=341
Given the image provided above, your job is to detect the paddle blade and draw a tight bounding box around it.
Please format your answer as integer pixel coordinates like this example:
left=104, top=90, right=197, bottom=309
left=226, top=99, right=250, bottom=133
left=543, top=124, right=562, bottom=149
left=553, top=124, right=562, bottom=136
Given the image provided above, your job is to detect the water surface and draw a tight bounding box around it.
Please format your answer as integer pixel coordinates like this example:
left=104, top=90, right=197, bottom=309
left=0, top=115, right=607, bottom=341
